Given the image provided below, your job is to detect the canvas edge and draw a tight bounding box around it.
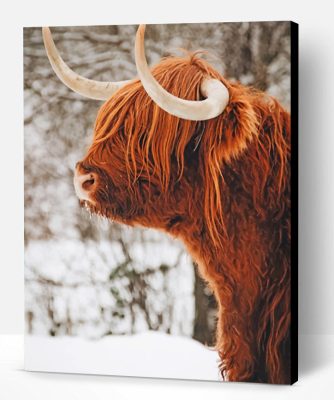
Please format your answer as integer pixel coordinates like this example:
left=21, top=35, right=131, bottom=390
left=290, top=20, right=299, bottom=385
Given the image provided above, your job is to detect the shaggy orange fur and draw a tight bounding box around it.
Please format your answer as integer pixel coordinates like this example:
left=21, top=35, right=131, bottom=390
left=78, top=53, right=291, bottom=384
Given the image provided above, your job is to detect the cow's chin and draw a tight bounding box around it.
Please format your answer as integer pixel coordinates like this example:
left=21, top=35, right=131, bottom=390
left=78, top=198, right=128, bottom=225
left=79, top=198, right=114, bottom=221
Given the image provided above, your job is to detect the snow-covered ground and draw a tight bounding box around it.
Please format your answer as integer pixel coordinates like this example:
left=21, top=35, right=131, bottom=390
left=5, top=334, right=334, bottom=399
left=25, top=237, right=195, bottom=338
left=25, top=331, right=221, bottom=381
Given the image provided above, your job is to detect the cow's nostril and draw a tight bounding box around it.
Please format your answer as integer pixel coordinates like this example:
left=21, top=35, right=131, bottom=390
left=82, top=178, right=95, bottom=190
left=82, top=176, right=95, bottom=191
left=74, top=170, right=98, bottom=201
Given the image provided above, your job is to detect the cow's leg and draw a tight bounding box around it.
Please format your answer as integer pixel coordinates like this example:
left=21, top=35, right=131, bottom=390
left=215, top=305, right=261, bottom=382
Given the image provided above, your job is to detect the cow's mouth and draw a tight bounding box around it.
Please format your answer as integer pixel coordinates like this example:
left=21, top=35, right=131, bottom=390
left=79, top=198, right=118, bottom=222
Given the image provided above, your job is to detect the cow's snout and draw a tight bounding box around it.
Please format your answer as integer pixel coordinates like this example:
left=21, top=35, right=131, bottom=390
left=74, top=165, right=98, bottom=202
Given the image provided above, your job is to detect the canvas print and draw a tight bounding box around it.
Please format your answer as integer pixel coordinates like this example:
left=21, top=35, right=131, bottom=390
left=24, top=21, right=298, bottom=384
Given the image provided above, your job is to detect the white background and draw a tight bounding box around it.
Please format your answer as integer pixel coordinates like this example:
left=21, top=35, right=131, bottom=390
left=0, top=0, right=334, bottom=397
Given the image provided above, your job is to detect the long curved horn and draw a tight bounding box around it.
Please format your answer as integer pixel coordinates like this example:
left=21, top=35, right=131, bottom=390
left=135, top=25, right=229, bottom=121
left=42, top=27, right=131, bottom=101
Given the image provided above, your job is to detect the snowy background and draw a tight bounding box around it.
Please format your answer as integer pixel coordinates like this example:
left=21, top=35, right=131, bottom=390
left=24, top=22, right=290, bottom=379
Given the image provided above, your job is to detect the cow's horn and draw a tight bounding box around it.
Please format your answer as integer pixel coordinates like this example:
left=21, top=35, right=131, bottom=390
left=42, top=27, right=131, bottom=101
left=135, top=24, right=229, bottom=121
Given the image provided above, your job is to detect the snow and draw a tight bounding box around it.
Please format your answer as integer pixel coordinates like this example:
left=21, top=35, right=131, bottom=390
left=25, top=237, right=195, bottom=338
left=25, top=331, right=221, bottom=382
left=4, top=334, right=334, bottom=399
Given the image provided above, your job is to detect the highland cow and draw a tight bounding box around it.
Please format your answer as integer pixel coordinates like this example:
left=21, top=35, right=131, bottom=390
left=43, top=24, right=291, bottom=384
